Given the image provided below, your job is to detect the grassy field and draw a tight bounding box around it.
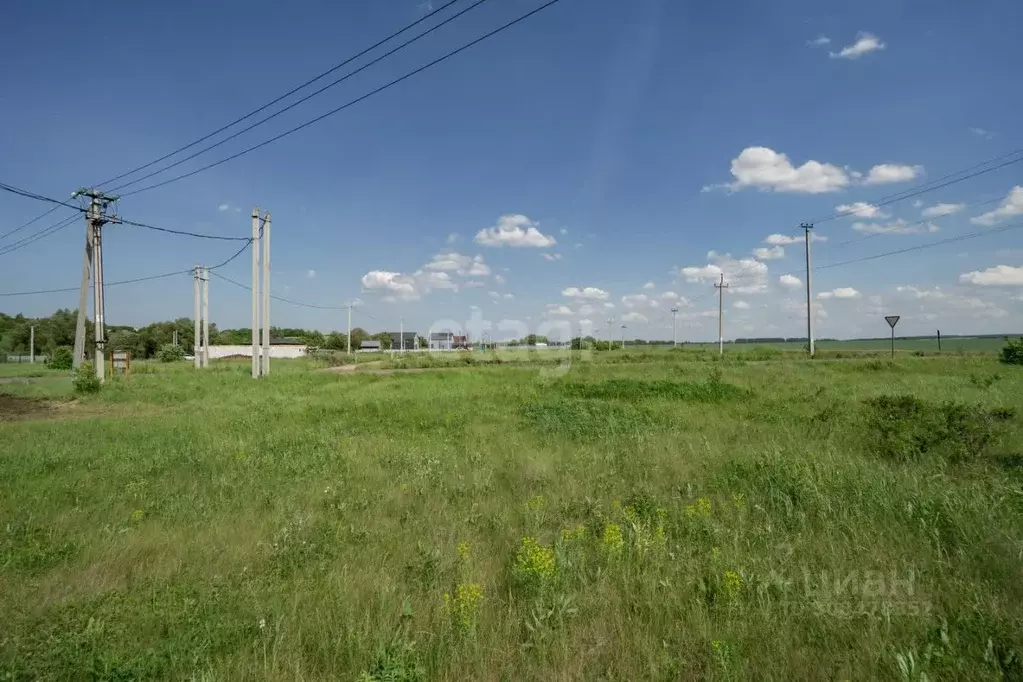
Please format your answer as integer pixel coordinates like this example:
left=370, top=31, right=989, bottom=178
left=2, top=350, right=1022, bottom=680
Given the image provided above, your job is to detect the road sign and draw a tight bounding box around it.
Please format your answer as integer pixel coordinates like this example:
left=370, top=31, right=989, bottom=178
left=885, top=315, right=900, bottom=328
left=110, top=350, right=131, bottom=377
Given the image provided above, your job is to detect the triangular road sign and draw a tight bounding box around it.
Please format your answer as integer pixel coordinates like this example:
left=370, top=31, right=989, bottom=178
left=885, top=315, right=900, bottom=328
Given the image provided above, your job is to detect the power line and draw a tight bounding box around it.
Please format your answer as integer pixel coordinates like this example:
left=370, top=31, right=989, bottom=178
left=210, top=270, right=354, bottom=311
left=0, top=269, right=189, bottom=297
left=109, top=0, right=494, bottom=193
left=815, top=219, right=1023, bottom=271
left=0, top=181, right=85, bottom=211
left=208, top=240, right=254, bottom=270
left=824, top=195, right=1005, bottom=249
left=809, top=148, right=1023, bottom=224
left=95, top=0, right=465, bottom=189
left=0, top=213, right=80, bottom=257
left=0, top=205, right=65, bottom=241
left=119, top=218, right=252, bottom=241
left=120, top=0, right=569, bottom=196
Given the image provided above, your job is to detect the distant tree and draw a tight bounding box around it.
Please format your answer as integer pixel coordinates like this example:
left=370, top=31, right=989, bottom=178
left=47, top=346, right=73, bottom=370
left=157, top=343, right=186, bottom=362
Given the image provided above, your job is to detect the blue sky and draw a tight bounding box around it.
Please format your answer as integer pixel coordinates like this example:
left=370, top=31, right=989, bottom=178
left=2, top=0, right=1022, bottom=341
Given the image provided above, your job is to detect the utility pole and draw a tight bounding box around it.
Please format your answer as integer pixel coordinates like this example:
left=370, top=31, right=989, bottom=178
left=29, top=325, right=35, bottom=364
left=251, top=208, right=260, bottom=379
left=261, top=211, right=272, bottom=376
left=670, top=307, right=679, bottom=348
left=202, top=267, right=210, bottom=367
left=72, top=189, right=118, bottom=380
left=606, top=317, right=614, bottom=349
left=193, top=266, right=201, bottom=370
left=347, top=303, right=353, bottom=355
left=715, top=274, right=728, bottom=355
left=172, top=329, right=178, bottom=347
left=400, top=316, right=404, bottom=352
left=620, top=324, right=626, bottom=350
left=802, top=222, right=815, bottom=357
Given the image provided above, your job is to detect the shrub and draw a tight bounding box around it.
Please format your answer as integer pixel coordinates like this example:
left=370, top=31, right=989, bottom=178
left=1000, top=337, right=1023, bottom=365
left=72, top=362, right=101, bottom=394
left=156, top=343, right=186, bottom=363
left=46, top=346, right=73, bottom=370
left=863, top=394, right=1014, bottom=462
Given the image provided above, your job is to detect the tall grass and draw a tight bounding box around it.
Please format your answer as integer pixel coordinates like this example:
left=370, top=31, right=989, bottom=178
left=1, top=354, right=1021, bottom=679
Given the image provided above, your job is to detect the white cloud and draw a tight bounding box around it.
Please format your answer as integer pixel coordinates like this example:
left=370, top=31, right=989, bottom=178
left=494, top=274, right=505, bottom=285
left=577, top=304, right=597, bottom=316
left=415, top=270, right=457, bottom=291
left=971, top=186, right=1023, bottom=226
left=863, top=164, right=922, bottom=185
left=921, top=202, right=965, bottom=218
left=622, top=293, right=661, bottom=309
left=969, top=127, right=995, bottom=139
left=959, top=265, right=1023, bottom=286
left=913, top=199, right=924, bottom=208
left=474, top=214, right=557, bottom=248
left=545, top=304, right=574, bottom=316
left=677, top=252, right=769, bottom=294
left=559, top=228, right=569, bottom=235
left=764, top=232, right=826, bottom=246
left=642, top=281, right=655, bottom=290
left=446, top=233, right=460, bottom=244
left=541, top=253, right=562, bottom=261
left=752, top=245, right=785, bottom=260
left=503, top=293, right=514, bottom=300
left=603, top=302, right=615, bottom=309
left=463, top=280, right=485, bottom=288
left=708, top=146, right=850, bottom=194
left=306, top=269, right=316, bottom=279
left=621, top=312, right=648, bottom=323
left=852, top=219, right=939, bottom=235
left=733, top=300, right=751, bottom=310
left=660, top=291, right=685, bottom=303
left=361, top=271, right=420, bottom=301
left=779, top=274, right=802, bottom=289
left=807, top=35, right=831, bottom=47
left=217, top=203, right=230, bottom=212
left=829, top=32, right=885, bottom=59
left=563, top=286, right=609, bottom=301
left=836, top=202, right=889, bottom=219
left=896, top=285, right=946, bottom=299
left=488, top=290, right=500, bottom=299
left=424, top=251, right=491, bottom=277
left=818, top=287, right=861, bottom=300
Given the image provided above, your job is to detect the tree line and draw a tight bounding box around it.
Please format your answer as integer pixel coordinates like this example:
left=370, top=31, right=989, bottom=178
left=0, top=309, right=418, bottom=360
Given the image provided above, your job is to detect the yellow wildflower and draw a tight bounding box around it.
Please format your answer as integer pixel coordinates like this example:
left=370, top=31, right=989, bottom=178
left=526, top=495, right=545, bottom=511
left=131, top=509, right=145, bottom=522
left=601, top=523, right=624, bottom=558
left=445, top=582, right=483, bottom=629
left=732, top=492, right=747, bottom=511
left=723, top=570, right=742, bottom=598
left=684, top=497, right=712, bottom=519
left=560, top=524, right=586, bottom=542
left=457, top=541, right=471, bottom=563
left=514, top=536, right=557, bottom=584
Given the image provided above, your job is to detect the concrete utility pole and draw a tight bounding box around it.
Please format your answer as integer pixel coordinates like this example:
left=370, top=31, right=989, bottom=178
left=400, top=316, right=405, bottom=352
left=29, top=325, right=35, bottom=364
left=202, top=267, right=210, bottom=368
left=670, top=307, right=679, bottom=348
left=606, top=317, right=614, bottom=349
left=347, top=304, right=353, bottom=355
left=620, top=324, right=626, bottom=350
left=251, top=208, right=260, bottom=379
left=172, top=329, right=177, bottom=346
left=715, top=274, right=728, bottom=355
left=193, top=266, right=202, bottom=370
left=72, top=189, right=118, bottom=380
left=802, top=222, right=815, bottom=357
left=262, top=212, right=272, bottom=376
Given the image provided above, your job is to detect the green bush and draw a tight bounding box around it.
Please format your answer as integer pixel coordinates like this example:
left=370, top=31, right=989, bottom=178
left=46, top=346, right=73, bottom=370
left=863, top=394, right=1014, bottom=463
left=72, top=362, right=101, bottom=394
left=156, top=344, right=186, bottom=363
left=1000, top=337, right=1023, bottom=365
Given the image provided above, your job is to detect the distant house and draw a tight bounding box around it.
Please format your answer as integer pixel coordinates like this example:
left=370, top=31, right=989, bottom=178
left=430, top=332, right=454, bottom=350
left=360, top=340, right=381, bottom=352
left=390, top=332, right=418, bottom=350
left=454, top=335, right=468, bottom=349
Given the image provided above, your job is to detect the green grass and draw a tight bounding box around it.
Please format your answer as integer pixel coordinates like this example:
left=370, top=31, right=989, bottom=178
left=2, top=353, right=1022, bottom=680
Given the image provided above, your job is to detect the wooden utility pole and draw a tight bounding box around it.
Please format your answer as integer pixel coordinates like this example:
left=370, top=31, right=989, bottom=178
left=802, top=222, right=815, bottom=357
left=715, top=274, right=728, bottom=355
left=72, top=189, right=118, bottom=381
